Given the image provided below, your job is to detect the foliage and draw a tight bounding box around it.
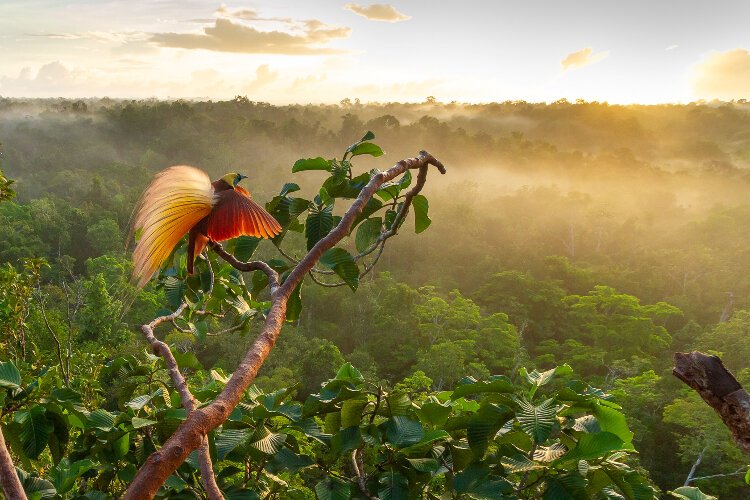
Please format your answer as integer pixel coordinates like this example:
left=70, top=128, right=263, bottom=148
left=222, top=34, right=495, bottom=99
left=0, top=356, right=659, bottom=499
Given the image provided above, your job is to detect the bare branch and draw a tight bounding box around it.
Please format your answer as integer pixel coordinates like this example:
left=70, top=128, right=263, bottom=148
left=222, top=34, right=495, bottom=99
left=140, top=305, right=224, bottom=500
left=673, top=351, right=750, bottom=453
left=0, top=426, right=26, bottom=500
left=208, top=241, right=280, bottom=293
left=124, top=150, right=445, bottom=499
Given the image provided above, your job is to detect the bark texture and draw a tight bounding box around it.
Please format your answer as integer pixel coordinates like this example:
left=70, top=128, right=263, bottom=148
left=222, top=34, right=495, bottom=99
left=673, top=351, right=750, bottom=453
left=0, top=426, right=27, bottom=500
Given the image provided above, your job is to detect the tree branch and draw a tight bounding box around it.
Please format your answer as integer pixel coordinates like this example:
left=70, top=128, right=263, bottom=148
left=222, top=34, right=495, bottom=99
left=0, top=426, right=27, bottom=500
left=124, top=150, right=445, bottom=499
left=673, top=351, right=750, bottom=453
left=140, top=305, right=224, bottom=500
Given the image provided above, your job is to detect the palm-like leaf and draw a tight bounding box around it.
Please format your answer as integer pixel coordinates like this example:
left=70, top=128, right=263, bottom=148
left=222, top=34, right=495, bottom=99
left=514, top=398, right=558, bottom=444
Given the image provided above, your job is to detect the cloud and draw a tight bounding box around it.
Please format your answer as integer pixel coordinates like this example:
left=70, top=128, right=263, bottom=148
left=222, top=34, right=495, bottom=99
left=344, top=3, right=411, bottom=22
left=666, top=44, right=679, bottom=51
left=691, top=48, right=750, bottom=101
left=150, top=18, right=350, bottom=54
left=214, top=5, right=293, bottom=23
left=560, top=47, right=609, bottom=71
left=245, top=64, right=279, bottom=93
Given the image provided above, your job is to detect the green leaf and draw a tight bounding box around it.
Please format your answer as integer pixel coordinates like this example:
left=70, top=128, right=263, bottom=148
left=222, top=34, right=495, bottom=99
left=412, top=194, right=431, bottom=233
left=452, top=376, right=514, bottom=398
left=163, top=276, right=186, bottom=309
left=292, top=157, right=330, bottom=173
left=16, top=467, right=56, bottom=499
left=216, top=428, right=249, bottom=460
left=386, top=416, right=423, bottom=448
left=349, top=142, right=384, bottom=157
left=320, top=248, right=359, bottom=291
left=669, top=486, right=718, bottom=500
left=87, top=409, right=116, bottom=430
left=280, top=182, right=301, bottom=196
left=233, top=236, right=261, bottom=261
left=378, top=470, right=408, bottom=500
left=515, top=398, right=557, bottom=444
left=111, top=431, right=130, bottom=459
left=285, top=282, right=303, bottom=322
left=16, top=406, right=53, bottom=459
left=341, top=398, right=368, bottom=427
left=331, top=426, right=362, bottom=456
left=131, top=417, right=157, bottom=429
left=315, top=477, right=351, bottom=500
left=592, top=402, right=634, bottom=445
left=305, top=204, right=334, bottom=251
left=351, top=198, right=383, bottom=231
left=50, top=458, right=95, bottom=494
left=0, top=360, right=21, bottom=389
left=559, top=432, right=626, bottom=463
left=250, top=426, right=286, bottom=455
left=415, top=401, right=452, bottom=428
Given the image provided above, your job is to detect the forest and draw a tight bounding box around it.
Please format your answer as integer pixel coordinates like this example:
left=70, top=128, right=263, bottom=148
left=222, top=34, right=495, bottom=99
left=2, top=97, right=750, bottom=498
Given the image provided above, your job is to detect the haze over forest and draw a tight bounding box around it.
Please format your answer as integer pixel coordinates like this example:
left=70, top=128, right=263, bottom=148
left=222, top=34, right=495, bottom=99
left=3, top=1, right=750, bottom=499
left=0, top=97, right=750, bottom=497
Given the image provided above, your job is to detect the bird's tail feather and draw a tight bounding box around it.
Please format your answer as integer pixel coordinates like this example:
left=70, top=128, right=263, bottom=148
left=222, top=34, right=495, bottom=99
left=130, top=166, right=213, bottom=289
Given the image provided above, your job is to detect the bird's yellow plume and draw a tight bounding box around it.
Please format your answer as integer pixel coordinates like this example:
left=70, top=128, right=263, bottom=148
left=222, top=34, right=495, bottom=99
left=130, top=166, right=213, bottom=288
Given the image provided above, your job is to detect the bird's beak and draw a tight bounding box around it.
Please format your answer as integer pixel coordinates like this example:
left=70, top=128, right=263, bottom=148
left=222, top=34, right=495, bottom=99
left=239, top=174, right=248, bottom=181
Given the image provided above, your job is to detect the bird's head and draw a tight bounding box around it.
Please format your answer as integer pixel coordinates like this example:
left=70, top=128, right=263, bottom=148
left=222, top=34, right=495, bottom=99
left=220, top=172, right=248, bottom=189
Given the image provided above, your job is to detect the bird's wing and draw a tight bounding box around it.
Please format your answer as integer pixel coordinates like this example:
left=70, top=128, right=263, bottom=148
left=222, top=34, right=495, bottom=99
left=205, top=186, right=282, bottom=241
left=131, top=165, right=213, bottom=288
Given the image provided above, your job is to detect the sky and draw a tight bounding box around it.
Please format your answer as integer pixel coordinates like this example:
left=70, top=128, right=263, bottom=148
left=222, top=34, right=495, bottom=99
left=1, top=0, right=749, bottom=104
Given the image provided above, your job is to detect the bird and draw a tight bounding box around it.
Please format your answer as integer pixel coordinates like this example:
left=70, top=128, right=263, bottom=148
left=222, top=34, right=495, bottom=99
left=130, top=165, right=282, bottom=288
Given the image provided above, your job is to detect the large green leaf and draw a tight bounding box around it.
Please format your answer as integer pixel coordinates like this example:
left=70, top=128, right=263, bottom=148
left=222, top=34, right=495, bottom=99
left=305, top=204, right=334, bottom=251
left=16, top=406, right=53, bottom=459
left=559, top=432, right=626, bottom=463
left=349, top=142, right=384, bottom=157
left=378, top=470, right=408, bottom=500
left=515, top=398, right=557, bottom=444
left=669, top=487, right=718, bottom=500
left=233, top=236, right=261, bottom=261
left=354, top=217, right=383, bottom=252
left=412, top=194, right=431, bottom=233
left=331, top=426, right=362, bottom=456
left=292, top=157, right=330, bottom=173
left=351, top=198, right=383, bottom=230
left=320, top=248, right=359, bottom=291
left=16, top=467, right=56, bottom=499
left=250, top=426, right=286, bottom=455
left=592, top=402, right=634, bottom=445
left=315, top=477, right=350, bottom=500
left=163, top=276, right=186, bottom=309
left=216, top=428, right=250, bottom=460
left=50, top=458, right=95, bottom=494
left=385, top=416, right=423, bottom=448
left=0, top=360, right=21, bottom=389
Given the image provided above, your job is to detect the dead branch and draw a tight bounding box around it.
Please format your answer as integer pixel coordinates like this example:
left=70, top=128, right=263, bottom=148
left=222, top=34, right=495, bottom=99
left=0, top=426, right=27, bottom=500
left=673, top=351, right=750, bottom=453
left=124, top=150, right=445, bottom=498
left=140, top=305, right=224, bottom=500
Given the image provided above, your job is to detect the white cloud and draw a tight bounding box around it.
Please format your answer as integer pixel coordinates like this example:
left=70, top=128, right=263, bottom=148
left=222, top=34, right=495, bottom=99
left=344, top=3, right=410, bottom=22
left=560, top=47, right=609, bottom=71
left=666, top=44, right=679, bottom=51
left=691, top=48, right=750, bottom=100
left=150, top=18, right=350, bottom=54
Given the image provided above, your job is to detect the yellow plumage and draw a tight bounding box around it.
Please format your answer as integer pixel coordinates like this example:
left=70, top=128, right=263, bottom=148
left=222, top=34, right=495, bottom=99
left=131, top=166, right=213, bottom=288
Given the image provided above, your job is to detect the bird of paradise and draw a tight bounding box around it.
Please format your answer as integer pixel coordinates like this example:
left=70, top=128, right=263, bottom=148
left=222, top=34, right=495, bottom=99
left=130, top=166, right=281, bottom=287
